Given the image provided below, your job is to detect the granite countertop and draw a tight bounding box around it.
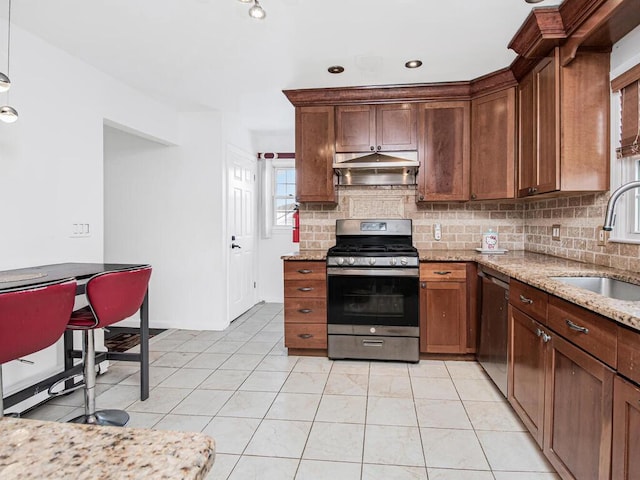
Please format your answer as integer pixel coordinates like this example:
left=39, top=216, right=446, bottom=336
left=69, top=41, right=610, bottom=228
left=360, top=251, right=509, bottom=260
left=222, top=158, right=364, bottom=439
left=284, top=248, right=640, bottom=332
left=281, top=250, right=326, bottom=261
left=0, top=417, right=215, bottom=480
left=421, top=250, right=640, bottom=332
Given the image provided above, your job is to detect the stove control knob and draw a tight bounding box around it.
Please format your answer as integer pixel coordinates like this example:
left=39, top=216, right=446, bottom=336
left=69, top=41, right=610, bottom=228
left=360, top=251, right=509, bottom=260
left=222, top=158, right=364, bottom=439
left=400, top=257, right=408, bottom=266
left=369, top=257, right=376, bottom=265
left=336, top=257, right=345, bottom=266
left=390, top=258, right=397, bottom=266
left=348, top=257, right=356, bottom=265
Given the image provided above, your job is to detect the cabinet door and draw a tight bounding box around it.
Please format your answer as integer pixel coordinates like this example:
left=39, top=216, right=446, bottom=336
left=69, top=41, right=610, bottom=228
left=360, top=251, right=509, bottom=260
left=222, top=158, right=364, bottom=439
left=295, top=106, right=336, bottom=203
left=376, top=103, right=418, bottom=151
left=470, top=88, right=516, bottom=200
left=509, top=307, right=546, bottom=446
left=534, top=55, right=560, bottom=196
left=417, top=101, right=470, bottom=202
left=544, top=334, right=614, bottom=480
left=420, top=280, right=467, bottom=353
left=335, top=105, right=375, bottom=152
left=517, top=71, right=536, bottom=197
left=612, top=376, right=640, bottom=480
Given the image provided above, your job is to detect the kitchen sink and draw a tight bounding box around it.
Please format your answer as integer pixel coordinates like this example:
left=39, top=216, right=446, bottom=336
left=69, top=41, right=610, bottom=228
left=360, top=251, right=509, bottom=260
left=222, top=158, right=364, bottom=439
left=550, top=276, right=640, bottom=301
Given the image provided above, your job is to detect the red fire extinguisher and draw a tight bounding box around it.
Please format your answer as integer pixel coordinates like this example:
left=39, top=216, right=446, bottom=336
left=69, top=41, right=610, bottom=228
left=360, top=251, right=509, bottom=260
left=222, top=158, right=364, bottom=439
left=292, top=206, right=300, bottom=243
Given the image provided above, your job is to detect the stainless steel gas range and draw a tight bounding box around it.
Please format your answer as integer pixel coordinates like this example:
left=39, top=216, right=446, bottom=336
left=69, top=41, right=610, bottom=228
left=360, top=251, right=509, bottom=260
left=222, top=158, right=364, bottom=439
left=326, top=219, right=420, bottom=363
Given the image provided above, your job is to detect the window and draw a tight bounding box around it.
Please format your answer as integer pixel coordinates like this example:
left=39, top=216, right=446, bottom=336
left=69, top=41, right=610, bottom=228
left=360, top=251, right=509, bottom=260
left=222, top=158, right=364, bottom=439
left=611, top=75, right=640, bottom=243
left=273, top=166, right=296, bottom=227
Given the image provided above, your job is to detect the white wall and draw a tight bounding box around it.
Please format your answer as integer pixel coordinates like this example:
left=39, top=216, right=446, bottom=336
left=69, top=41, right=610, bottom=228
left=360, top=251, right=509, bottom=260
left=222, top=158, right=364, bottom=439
left=0, top=25, right=179, bottom=399
left=103, top=112, right=232, bottom=331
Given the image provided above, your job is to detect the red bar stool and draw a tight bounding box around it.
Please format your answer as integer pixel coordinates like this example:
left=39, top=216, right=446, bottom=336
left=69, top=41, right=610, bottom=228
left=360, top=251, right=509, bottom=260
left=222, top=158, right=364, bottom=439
left=0, top=278, right=77, bottom=417
left=67, top=265, right=152, bottom=426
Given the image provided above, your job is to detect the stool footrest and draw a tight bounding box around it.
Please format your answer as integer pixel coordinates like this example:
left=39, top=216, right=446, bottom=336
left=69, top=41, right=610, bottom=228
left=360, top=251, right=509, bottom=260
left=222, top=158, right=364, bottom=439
left=47, top=376, right=84, bottom=397
left=70, top=409, right=129, bottom=427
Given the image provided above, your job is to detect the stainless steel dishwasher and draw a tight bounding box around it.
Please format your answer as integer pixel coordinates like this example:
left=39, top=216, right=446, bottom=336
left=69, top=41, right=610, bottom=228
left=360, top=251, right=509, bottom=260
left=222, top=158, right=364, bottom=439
left=477, top=266, right=510, bottom=397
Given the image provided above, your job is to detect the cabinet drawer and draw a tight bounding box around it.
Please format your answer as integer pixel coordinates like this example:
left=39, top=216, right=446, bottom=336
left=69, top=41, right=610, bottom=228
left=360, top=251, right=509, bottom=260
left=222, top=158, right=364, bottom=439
left=548, top=296, right=617, bottom=368
left=284, top=261, right=326, bottom=281
left=285, top=323, right=327, bottom=349
left=420, top=262, right=467, bottom=281
left=284, top=280, right=326, bottom=298
left=618, top=325, right=640, bottom=385
left=509, top=280, right=548, bottom=323
left=285, top=298, right=327, bottom=323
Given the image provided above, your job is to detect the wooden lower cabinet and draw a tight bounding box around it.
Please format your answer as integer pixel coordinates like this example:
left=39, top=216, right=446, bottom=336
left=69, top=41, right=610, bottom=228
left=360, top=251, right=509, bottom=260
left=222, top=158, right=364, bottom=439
left=509, top=304, right=614, bottom=480
left=509, top=307, right=547, bottom=446
left=612, top=375, right=640, bottom=480
left=544, top=334, right=614, bottom=480
left=419, top=263, right=468, bottom=354
left=283, top=260, right=327, bottom=351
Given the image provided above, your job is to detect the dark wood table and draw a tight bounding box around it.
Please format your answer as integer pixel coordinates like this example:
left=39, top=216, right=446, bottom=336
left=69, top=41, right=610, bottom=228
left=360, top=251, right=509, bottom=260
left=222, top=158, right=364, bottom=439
left=0, top=263, right=150, bottom=409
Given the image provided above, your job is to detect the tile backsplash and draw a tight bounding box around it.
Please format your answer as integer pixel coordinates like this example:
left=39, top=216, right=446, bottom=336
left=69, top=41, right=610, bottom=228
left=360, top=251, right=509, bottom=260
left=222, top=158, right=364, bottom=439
left=299, top=186, right=639, bottom=271
left=299, top=186, right=525, bottom=252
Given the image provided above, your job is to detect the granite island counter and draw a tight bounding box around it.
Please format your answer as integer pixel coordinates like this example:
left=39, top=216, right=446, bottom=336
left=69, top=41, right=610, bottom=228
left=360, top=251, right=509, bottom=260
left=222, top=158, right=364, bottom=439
left=0, top=417, right=215, bottom=479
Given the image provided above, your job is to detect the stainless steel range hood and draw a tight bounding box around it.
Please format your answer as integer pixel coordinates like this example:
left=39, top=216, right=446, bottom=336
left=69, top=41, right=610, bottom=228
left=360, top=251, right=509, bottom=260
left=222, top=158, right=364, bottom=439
left=333, top=151, right=419, bottom=186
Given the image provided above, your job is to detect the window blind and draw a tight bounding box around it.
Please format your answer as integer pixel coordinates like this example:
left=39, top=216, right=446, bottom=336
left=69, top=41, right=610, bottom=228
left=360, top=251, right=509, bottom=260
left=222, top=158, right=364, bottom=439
left=613, top=64, right=640, bottom=159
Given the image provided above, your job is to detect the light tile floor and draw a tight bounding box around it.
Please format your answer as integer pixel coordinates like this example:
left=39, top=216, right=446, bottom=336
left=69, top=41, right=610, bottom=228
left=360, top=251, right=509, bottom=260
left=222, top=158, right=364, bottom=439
left=25, top=303, right=560, bottom=480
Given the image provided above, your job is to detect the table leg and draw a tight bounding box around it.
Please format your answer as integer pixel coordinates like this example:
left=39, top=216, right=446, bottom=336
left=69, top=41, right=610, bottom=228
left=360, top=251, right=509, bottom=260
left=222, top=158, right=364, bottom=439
left=140, top=290, right=149, bottom=401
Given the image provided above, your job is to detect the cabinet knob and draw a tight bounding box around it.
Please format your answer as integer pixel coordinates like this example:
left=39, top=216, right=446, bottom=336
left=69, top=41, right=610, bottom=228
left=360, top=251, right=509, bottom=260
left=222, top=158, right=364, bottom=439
left=298, top=308, right=312, bottom=314
left=376, top=145, right=381, bottom=151
left=298, top=333, right=313, bottom=339
left=370, top=146, right=375, bottom=151
left=418, top=194, right=424, bottom=201
left=420, top=282, right=426, bottom=289
left=471, top=193, right=477, bottom=200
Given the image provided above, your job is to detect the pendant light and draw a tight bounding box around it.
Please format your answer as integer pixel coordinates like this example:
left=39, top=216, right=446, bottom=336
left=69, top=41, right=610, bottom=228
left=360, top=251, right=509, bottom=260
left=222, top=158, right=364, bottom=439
left=0, top=0, right=17, bottom=123
left=248, top=0, right=266, bottom=19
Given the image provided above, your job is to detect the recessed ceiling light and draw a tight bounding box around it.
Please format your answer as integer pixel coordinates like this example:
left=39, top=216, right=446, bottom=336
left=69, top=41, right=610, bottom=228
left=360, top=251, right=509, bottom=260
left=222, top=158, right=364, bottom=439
left=405, top=60, right=423, bottom=69
left=328, top=65, right=345, bottom=74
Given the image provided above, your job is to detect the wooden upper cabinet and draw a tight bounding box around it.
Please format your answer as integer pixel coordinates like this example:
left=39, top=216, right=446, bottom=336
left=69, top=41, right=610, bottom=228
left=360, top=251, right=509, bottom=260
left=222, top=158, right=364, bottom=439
left=416, top=101, right=470, bottom=202
left=335, top=103, right=417, bottom=153
left=470, top=88, right=516, bottom=200
left=295, top=106, right=337, bottom=203
left=517, top=47, right=610, bottom=198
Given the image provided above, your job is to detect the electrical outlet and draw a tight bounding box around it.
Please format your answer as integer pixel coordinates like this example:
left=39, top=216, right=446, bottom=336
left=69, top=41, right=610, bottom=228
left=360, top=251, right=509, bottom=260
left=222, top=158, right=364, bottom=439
left=551, top=224, right=561, bottom=241
left=433, top=223, right=442, bottom=241
left=597, top=226, right=607, bottom=246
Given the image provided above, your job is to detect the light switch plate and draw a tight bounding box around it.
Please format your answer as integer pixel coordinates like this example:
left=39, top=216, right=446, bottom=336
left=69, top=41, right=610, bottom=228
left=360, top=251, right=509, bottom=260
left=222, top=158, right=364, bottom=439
left=551, top=224, right=561, bottom=241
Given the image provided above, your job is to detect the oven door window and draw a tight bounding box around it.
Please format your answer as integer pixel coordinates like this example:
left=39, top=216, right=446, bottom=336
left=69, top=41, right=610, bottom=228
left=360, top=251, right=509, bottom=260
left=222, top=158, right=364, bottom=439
left=327, top=275, right=419, bottom=326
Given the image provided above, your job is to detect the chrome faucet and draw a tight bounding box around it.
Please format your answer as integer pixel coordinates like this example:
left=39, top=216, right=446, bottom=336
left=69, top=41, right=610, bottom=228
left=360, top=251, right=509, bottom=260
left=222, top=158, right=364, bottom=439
left=603, top=180, right=640, bottom=231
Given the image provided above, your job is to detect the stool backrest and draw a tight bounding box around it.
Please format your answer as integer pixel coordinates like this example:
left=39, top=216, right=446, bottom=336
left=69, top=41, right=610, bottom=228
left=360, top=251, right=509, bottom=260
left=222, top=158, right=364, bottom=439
left=0, top=278, right=77, bottom=364
left=85, top=265, right=152, bottom=328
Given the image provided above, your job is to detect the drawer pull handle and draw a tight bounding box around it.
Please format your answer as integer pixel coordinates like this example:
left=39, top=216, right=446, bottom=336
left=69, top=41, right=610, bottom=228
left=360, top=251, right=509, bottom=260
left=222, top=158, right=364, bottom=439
left=298, top=308, right=312, bottom=314
left=519, top=294, right=533, bottom=304
left=298, top=287, right=313, bottom=292
left=434, top=271, right=452, bottom=275
left=298, top=333, right=313, bottom=339
left=565, top=319, right=589, bottom=334
left=362, top=339, right=384, bottom=347
left=297, top=269, right=313, bottom=274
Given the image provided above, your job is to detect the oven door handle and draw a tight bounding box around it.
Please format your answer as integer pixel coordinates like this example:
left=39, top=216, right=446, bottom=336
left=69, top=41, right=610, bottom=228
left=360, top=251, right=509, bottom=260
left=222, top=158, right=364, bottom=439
left=327, top=268, right=419, bottom=277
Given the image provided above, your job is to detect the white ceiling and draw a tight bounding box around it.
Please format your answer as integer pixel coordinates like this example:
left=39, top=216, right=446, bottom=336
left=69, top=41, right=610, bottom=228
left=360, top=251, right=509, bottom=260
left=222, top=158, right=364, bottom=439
left=8, top=0, right=562, bottom=138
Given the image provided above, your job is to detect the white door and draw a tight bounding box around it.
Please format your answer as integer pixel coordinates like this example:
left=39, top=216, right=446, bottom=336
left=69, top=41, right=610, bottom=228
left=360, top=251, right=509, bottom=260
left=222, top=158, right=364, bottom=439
left=227, top=146, right=258, bottom=321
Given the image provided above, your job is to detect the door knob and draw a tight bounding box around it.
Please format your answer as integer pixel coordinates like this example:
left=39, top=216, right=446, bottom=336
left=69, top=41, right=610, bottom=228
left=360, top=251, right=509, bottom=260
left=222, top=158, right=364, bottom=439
left=231, top=243, right=242, bottom=249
